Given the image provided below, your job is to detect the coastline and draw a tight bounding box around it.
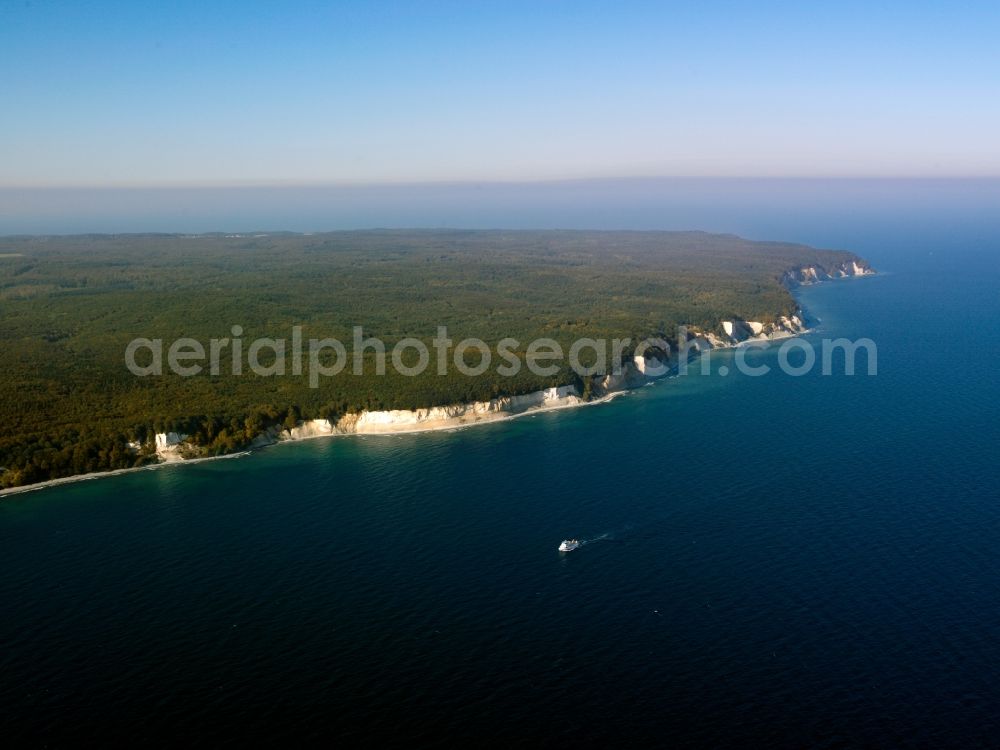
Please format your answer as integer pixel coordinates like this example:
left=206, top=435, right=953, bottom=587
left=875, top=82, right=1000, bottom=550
left=0, top=325, right=791, bottom=500
left=0, top=331, right=799, bottom=499
left=0, top=391, right=630, bottom=499
left=0, top=320, right=820, bottom=500
left=277, top=388, right=631, bottom=443
left=0, top=450, right=253, bottom=498
left=0, top=262, right=875, bottom=499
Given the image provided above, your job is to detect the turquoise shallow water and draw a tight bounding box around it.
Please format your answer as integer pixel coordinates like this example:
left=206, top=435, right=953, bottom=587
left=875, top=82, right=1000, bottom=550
left=3, top=221, right=1000, bottom=744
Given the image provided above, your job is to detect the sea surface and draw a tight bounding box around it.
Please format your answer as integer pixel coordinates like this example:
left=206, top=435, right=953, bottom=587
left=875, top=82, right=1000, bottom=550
left=3, top=193, right=1000, bottom=744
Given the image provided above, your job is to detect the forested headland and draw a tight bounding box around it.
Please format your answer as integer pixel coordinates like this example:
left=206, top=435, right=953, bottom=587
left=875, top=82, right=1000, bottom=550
left=0, top=229, right=866, bottom=488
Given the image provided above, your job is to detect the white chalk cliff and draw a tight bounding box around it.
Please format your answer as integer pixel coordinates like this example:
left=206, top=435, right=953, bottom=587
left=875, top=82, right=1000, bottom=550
left=783, top=259, right=874, bottom=286
left=341, top=386, right=582, bottom=434
left=155, top=431, right=189, bottom=462
left=153, top=385, right=601, bottom=457
left=714, top=313, right=808, bottom=345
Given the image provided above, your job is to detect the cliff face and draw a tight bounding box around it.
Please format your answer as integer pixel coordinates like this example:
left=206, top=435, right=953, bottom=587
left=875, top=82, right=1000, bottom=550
left=336, top=386, right=582, bottom=434
left=165, top=386, right=587, bottom=451
left=594, top=356, right=653, bottom=395
left=782, top=259, right=874, bottom=286
left=155, top=431, right=189, bottom=462
left=698, top=259, right=874, bottom=347
left=712, top=313, right=808, bottom=345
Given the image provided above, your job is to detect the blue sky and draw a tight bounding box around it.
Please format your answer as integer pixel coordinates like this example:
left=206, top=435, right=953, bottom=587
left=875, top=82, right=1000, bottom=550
left=2, top=1, right=999, bottom=185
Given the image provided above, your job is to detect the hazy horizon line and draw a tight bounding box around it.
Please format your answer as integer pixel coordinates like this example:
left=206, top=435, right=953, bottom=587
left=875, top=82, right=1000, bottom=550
left=4, top=174, right=1000, bottom=191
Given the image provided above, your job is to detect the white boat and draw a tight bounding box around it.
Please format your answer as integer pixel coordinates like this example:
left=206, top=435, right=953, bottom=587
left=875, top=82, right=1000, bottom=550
left=558, top=539, right=581, bottom=552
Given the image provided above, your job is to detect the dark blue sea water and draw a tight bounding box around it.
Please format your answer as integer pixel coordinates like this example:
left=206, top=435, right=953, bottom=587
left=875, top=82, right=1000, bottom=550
left=3, top=194, right=1000, bottom=745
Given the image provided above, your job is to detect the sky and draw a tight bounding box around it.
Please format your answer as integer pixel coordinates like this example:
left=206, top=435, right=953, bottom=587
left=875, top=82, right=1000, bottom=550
left=2, top=0, right=999, bottom=188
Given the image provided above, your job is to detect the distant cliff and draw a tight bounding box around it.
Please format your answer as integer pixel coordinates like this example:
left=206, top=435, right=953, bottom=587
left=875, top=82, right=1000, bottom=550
left=782, top=259, right=875, bottom=286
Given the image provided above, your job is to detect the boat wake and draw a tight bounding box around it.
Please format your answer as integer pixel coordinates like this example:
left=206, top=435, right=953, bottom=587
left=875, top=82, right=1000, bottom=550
left=568, top=525, right=635, bottom=548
